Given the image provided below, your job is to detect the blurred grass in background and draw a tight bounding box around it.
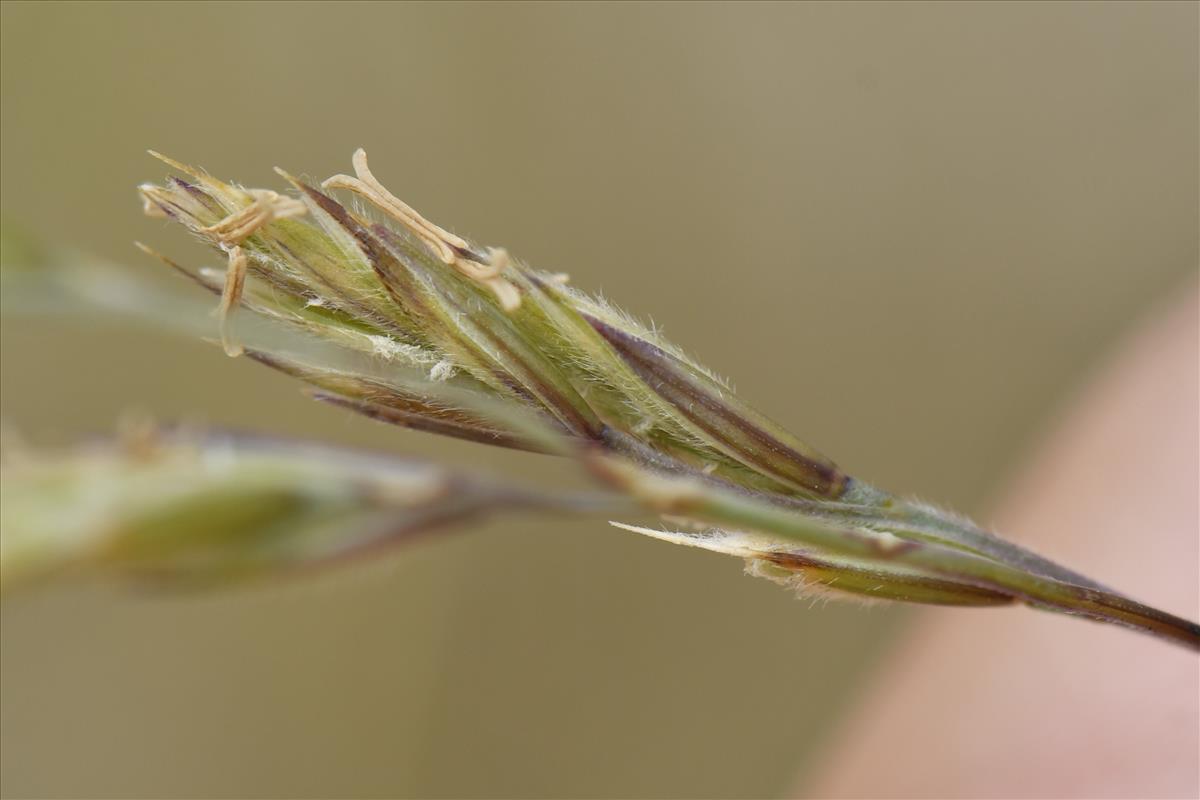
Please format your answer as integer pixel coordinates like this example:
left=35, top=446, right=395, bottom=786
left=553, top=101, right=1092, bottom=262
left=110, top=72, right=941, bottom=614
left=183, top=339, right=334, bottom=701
left=1, top=2, right=1196, bottom=797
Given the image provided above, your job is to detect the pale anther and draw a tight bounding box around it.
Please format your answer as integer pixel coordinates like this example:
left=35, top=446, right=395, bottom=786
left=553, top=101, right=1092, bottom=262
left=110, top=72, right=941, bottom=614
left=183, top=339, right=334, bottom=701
left=201, top=189, right=307, bottom=247
left=215, top=246, right=249, bottom=358
left=322, top=149, right=521, bottom=310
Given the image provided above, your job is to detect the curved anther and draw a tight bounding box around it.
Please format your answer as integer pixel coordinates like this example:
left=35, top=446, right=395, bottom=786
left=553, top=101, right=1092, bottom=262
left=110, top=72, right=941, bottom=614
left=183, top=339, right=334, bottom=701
left=215, top=246, right=249, bottom=357
left=322, top=149, right=464, bottom=265
left=322, top=149, right=521, bottom=310
left=201, top=189, right=306, bottom=247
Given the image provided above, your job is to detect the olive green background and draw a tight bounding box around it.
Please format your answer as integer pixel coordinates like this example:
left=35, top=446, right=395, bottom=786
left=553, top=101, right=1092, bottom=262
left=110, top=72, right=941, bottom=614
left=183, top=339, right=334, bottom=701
left=1, top=2, right=1196, bottom=798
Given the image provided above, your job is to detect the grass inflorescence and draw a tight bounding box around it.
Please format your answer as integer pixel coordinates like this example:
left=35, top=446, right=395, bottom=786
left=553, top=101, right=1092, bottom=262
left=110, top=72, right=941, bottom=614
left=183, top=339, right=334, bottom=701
left=3, top=148, right=1196, bottom=651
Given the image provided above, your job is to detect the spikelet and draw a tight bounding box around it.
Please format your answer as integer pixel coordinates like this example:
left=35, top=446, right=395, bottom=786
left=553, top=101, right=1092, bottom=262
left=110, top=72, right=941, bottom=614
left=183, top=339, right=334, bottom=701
left=124, top=150, right=1200, bottom=649
left=6, top=149, right=1195, bottom=651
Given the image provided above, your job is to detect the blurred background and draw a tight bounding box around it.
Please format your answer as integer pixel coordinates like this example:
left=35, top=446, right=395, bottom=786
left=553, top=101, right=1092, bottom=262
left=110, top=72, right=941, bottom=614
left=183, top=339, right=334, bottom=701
left=1, top=2, right=1196, bottom=797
